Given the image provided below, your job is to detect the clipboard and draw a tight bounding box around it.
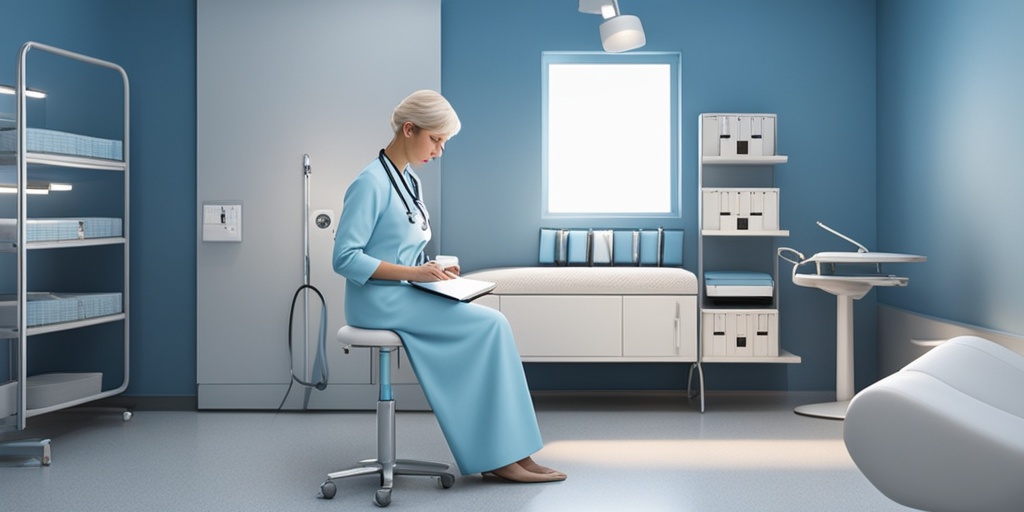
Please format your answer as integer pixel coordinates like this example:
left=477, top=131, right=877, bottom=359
left=410, top=276, right=496, bottom=302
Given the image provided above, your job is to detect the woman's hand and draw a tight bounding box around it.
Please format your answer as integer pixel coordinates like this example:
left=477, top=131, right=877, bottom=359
left=409, top=261, right=456, bottom=282
left=371, top=260, right=459, bottom=282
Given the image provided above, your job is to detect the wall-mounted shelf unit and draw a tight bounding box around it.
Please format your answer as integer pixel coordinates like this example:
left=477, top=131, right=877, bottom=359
left=696, top=113, right=801, bottom=375
left=0, top=42, right=130, bottom=464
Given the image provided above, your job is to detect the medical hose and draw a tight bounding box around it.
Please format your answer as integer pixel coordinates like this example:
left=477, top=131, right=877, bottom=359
left=277, top=283, right=329, bottom=410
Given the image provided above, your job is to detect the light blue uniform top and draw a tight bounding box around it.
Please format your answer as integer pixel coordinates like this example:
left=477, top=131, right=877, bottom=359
left=333, top=156, right=543, bottom=475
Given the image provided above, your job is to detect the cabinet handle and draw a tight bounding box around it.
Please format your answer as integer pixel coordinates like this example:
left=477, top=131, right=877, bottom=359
left=674, top=302, right=681, bottom=354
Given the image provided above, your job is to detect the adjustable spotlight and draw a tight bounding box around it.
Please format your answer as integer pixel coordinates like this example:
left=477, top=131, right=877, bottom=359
left=579, top=0, right=646, bottom=53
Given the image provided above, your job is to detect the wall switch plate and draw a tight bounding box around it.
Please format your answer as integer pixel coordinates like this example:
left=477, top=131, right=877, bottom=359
left=202, top=201, right=243, bottom=242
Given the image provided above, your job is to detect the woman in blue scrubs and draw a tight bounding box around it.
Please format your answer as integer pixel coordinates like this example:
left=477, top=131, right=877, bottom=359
left=333, top=90, right=565, bottom=483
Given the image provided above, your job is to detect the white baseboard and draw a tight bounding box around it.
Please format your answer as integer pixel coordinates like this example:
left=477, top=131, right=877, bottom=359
left=878, top=304, right=1024, bottom=378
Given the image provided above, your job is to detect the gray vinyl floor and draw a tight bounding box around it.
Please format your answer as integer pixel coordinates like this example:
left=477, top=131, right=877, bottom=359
left=0, top=391, right=914, bottom=512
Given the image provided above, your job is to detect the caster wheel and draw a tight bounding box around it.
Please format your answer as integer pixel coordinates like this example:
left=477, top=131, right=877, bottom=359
left=319, top=481, right=336, bottom=499
left=123, top=411, right=133, bottom=421
left=374, top=488, right=392, bottom=507
left=439, top=474, right=455, bottom=489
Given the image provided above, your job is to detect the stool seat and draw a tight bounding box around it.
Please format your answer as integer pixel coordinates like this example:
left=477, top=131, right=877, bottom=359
left=319, top=324, right=454, bottom=507
left=337, top=325, right=403, bottom=348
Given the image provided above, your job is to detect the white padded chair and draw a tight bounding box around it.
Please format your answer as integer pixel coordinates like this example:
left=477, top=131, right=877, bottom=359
left=843, top=335, right=1024, bottom=512
left=318, top=326, right=454, bottom=507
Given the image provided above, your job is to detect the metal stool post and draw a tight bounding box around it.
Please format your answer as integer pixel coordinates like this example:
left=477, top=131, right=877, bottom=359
left=319, top=326, right=454, bottom=507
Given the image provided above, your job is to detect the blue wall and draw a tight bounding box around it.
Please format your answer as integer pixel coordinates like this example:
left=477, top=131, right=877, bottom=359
left=877, top=0, right=1024, bottom=336
left=0, top=0, right=197, bottom=396
left=10, top=0, right=1019, bottom=398
left=441, top=0, right=879, bottom=391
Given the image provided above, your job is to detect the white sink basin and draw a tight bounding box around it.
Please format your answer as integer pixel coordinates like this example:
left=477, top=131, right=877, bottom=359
left=792, top=273, right=909, bottom=299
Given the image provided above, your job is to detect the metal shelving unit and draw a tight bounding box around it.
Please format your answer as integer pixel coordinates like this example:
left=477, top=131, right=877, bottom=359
left=1, top=42, right=130, bottom=464
left=692, top=113, right=801, bottom=411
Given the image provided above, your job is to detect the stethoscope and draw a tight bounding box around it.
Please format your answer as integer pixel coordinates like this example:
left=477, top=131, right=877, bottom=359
left=379, top=149, right=429, bottom=231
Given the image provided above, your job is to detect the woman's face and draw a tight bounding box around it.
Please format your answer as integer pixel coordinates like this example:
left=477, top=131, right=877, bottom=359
left=406, top=122, right=448, bottom=166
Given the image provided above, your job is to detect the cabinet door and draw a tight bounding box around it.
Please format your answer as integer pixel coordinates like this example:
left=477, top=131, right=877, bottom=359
left=473, top=294, right=500, bottom=311
left=499, top=296, right=622, bottom=357
left=623, top=296, right=697, bottom=359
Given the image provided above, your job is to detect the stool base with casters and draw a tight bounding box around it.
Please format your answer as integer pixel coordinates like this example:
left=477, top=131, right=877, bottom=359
left=319, top=326, right=455, bottom=507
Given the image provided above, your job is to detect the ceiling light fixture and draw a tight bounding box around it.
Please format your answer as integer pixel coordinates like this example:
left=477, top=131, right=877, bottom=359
left=579, top=0, right=646, bottom=53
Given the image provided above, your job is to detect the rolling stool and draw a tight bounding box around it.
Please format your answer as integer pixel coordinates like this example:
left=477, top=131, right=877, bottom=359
left=319, top=325, right=455, bottom=507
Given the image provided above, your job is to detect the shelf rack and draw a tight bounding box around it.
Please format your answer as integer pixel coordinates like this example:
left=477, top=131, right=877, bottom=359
left=0, top=42, right=130, bottom=464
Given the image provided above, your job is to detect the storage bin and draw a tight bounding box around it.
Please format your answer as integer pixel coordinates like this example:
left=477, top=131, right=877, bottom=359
left=702, top=310, right=778, bottom=358
left=704, top=271, right=774, bottom=298
left=26, top=372, right=103, bottom=410
left=0, top=292, right=123, bottom=328
left=700, top=114, right=777, bottom=157
left=702, top=188, right=779, bottom=232
left=0, top=217, right=123, bottom=247
left=0, top=380, right=15, bottom=417
left=0, top=127, right=123, bottom=160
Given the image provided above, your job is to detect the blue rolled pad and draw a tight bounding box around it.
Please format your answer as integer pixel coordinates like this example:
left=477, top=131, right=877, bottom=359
left=567, top=230, right=589, bottom=265
left=639, top=230, right=660, bottom=266
left=613, top=230, right=637, bottom=265
left=539, top=228, right=558, bottom=265
left=662, top=230, right=684, bottom=267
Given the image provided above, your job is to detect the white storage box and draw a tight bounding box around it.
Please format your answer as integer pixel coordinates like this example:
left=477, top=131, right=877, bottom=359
left=700, top=114, right=777, bottom=157
left=26, top=372, right=102, bottom=410
left=1, top=380, right=15, bottom=417
left=702, top=188, right=779, bottom=232
left=702, top=310, right=778, bottom=358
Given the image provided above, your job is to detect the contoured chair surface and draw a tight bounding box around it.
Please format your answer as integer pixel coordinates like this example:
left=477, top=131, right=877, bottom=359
left=319, top=325, right=454, bottom=507
left=843, top=335, right=1024, bottom=512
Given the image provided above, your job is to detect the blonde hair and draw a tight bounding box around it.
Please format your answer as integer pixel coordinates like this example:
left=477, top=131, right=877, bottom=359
left=390, top=90, right=461, bottom=138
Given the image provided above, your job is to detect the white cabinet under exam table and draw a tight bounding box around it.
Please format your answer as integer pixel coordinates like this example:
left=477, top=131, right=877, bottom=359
left=781, top=228, right=925, bottom=420
left=466, top=267, right=698, bottom=362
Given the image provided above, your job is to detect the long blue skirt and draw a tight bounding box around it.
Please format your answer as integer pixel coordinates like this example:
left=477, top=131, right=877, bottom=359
left=345, top=280, right=543, bottom=475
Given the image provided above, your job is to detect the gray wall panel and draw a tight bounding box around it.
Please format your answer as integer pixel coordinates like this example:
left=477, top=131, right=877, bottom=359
left=196, top=0, right=440, bottom=408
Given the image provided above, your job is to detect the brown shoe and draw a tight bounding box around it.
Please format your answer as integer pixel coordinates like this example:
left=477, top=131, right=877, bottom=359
left=517, top=457, right=566, bottom=479
left=483, top=463, right=566, bottom=483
